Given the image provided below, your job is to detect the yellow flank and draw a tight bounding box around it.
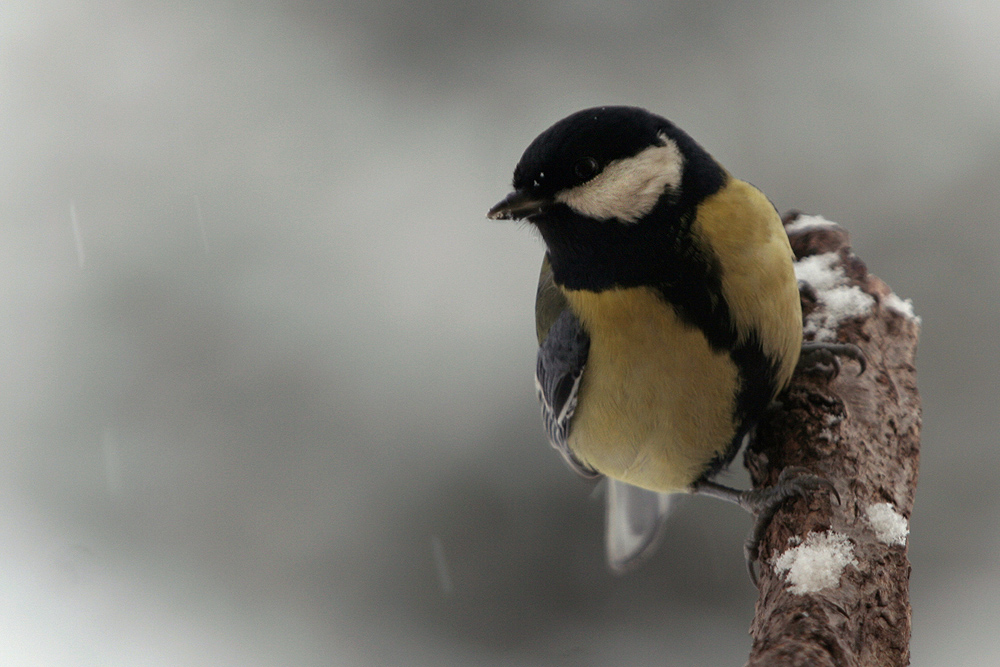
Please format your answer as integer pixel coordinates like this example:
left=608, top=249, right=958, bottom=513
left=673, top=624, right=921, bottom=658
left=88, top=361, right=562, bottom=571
left=693, top=177, right=803, bottom=391
left=563, top=287, right=740, bottom=493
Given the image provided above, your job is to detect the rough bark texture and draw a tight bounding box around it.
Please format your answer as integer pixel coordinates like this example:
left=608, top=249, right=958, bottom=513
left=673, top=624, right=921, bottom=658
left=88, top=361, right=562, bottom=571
left=744, top=213, right=921, bottom=667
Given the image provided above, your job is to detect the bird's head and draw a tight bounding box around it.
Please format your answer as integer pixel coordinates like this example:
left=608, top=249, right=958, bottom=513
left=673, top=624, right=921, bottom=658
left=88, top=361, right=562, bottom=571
left=488, top=106, right=723, bottom=227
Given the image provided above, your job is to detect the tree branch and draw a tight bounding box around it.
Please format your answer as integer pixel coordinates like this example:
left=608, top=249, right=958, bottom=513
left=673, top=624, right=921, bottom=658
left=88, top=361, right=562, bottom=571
left=744, top=212, right=922, bottom=667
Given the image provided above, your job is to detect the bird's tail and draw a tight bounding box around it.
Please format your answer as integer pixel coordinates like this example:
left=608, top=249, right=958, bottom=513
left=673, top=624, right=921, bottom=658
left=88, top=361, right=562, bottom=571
left=606, top=479, right=678, bottom=573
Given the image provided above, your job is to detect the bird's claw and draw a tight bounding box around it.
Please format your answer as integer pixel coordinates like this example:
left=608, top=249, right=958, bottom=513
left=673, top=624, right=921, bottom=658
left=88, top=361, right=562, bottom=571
left=798, top=341, right=866, bottom=380
left=741, top=467, right=840, bottom=586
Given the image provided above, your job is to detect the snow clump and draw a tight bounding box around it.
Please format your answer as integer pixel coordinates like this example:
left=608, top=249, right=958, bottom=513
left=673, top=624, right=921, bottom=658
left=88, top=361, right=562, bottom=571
left=773, top=530, right=857, bottom=595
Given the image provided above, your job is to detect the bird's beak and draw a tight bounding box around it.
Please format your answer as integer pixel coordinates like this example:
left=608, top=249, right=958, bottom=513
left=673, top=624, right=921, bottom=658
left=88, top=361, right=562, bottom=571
left=487, top=190, right=550, bottom=221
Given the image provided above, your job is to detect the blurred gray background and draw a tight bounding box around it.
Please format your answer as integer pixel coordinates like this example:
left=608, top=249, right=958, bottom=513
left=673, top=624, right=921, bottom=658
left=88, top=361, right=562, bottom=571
left=1, top=1, right=997, bottom=664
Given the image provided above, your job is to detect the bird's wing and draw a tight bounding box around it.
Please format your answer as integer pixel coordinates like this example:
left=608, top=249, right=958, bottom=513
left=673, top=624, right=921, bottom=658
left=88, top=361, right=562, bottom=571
left=535, top=256, right=598, bottom=478
left=534, top=254, right=568, bottom=345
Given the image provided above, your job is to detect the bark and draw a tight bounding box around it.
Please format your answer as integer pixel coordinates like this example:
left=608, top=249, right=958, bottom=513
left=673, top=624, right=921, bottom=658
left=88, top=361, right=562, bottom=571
left=744, top=212, right=922, bottom=667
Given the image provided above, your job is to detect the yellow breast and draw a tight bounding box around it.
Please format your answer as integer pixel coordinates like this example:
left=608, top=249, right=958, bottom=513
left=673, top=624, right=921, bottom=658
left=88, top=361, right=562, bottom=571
left=558, top=177, right=801, bottom=494
left=563, top=287, right=740, bottom=493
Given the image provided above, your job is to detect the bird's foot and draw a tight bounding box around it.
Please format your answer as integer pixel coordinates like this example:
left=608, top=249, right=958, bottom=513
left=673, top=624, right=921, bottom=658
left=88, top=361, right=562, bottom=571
left=798, top=341, right=866, bottom=380
left=739, top=467, right=839, bottom=586
left=693, top=467, right=840, bottom=586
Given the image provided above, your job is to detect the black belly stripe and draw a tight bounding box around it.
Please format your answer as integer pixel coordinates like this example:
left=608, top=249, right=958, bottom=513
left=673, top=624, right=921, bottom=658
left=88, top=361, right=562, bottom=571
left=653, top=276, right=780, bottom=479
left=647, top=238, right=780, bottom=478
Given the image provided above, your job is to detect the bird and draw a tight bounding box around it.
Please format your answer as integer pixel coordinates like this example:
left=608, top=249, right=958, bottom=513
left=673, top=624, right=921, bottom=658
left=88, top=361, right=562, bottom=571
left=487, top=106, right=863, bottom=583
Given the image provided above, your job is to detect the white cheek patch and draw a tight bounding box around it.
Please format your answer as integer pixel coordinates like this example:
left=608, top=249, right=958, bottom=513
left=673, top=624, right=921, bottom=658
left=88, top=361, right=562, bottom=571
left=555, top=135, right=684, bottom=223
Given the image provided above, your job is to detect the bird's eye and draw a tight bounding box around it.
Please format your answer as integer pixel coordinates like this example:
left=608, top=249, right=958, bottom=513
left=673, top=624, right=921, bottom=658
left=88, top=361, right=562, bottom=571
left=574, top=157, right=599, bottom=180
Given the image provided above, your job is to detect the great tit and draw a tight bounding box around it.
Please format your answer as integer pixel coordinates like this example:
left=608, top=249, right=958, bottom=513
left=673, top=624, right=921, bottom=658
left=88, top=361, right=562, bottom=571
left=488, top=106, right=862, bottom=582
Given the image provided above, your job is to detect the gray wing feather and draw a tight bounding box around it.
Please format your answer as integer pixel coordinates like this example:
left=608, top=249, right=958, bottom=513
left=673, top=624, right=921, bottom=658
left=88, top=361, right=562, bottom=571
left=535, top=309, right=599, bottom=478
